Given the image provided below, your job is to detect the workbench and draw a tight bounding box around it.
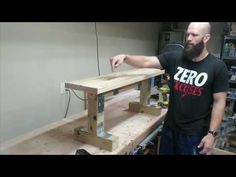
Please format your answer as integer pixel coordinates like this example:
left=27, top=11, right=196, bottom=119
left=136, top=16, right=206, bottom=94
left=1, top=65, right=230, bottom=155
left=0, top=89, right=167, bottom=155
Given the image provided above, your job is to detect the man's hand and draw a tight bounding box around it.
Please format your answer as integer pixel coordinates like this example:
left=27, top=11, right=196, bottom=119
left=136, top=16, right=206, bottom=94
left=197, top=133, right=215, bottom=154
left=110, top=54, right=127, bottom=69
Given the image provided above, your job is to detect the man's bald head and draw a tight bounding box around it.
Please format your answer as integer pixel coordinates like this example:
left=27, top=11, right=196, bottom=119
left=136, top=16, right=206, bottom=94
left=184, top=22, right=211, bottom=61
left=187, top=22, right=211, bottom=35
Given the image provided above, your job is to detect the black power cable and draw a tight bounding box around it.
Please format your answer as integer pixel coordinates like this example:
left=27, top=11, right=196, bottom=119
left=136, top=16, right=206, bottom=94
left=64, top=89, right=87, bottom=118
left=71, top=89, right=87, bottom=101
left=64, top=89, right=71, bottom=118
left=64, top=23, right=100, bottom=118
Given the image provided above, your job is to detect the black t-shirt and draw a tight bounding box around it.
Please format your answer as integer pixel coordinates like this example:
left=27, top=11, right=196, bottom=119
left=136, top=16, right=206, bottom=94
left=158, top=51, right=229, bottom=135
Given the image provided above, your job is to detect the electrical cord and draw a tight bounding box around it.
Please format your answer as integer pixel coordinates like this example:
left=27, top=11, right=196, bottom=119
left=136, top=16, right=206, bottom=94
left=71, top=89, right=87, bottom=101
left=95, top=22, right=101, bottom=76
left=64, top=89, right=87, bottom=118
left=64, top=23, right=100, bottom=118
left=64, top=89, right=71, bottom=118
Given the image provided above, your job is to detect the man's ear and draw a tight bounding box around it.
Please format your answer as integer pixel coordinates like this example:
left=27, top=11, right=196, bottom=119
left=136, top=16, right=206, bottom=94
left=203, top=34, right=211, bottom=43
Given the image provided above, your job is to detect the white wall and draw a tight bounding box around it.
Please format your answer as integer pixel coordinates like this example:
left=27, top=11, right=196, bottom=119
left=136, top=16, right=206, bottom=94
left=0, top=22, right=162, bottom=144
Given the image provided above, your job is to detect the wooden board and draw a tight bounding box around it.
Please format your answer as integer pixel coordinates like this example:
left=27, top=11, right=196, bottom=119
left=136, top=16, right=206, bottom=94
left=0, top=90, right=167, bottom=155
left=65, top=68, right=164, bottom=94
left=212, top=148, right=236, bottom=155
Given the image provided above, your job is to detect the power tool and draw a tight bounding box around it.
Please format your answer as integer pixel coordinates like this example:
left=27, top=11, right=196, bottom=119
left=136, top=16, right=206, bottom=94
left=158, top=85, right=170, bottom=108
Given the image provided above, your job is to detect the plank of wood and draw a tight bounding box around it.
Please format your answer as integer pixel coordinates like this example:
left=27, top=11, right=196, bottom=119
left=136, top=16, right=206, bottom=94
left=129, top=101, right=161, bottom=116
left=212, top=148, right=236, bottom=155
left=140, top=79, right=151, bottom=105
left=0, top=89, right=167, bottom=155
left=74, top=128, right=119, bottom=151
left=65, top=68, right=164, bottom=94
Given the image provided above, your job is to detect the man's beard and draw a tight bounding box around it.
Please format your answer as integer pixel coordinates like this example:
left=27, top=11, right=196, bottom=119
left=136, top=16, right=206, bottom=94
left=183, top=40, right=204, bottom=61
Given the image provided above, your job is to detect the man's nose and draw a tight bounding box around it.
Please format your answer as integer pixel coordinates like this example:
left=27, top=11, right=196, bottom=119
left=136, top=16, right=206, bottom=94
left=186, top=35, right=192, bottom=41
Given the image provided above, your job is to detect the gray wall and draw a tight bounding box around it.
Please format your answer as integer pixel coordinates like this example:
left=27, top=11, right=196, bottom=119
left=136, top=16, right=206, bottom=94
left=0, top=22, right=162, bottom=144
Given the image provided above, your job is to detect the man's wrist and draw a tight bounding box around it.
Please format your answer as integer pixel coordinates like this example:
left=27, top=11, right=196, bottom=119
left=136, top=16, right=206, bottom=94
left=124, top=54, right=128, bottom=61
left=208, top=130, right=218, bottom=137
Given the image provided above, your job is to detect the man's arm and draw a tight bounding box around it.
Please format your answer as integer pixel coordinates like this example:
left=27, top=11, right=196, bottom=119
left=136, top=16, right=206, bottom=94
left=209, top=92, right=227, bottom=133
left=110, top=54, right=163, bottom=69
left=198, top=92, right=227, bottom=154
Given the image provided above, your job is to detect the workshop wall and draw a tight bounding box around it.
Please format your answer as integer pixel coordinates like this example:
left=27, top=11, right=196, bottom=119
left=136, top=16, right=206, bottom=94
left=0, top=22, right=162, bottom=144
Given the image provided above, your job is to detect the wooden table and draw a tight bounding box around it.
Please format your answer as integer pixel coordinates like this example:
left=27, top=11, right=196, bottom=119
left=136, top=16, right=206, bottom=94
left=0, top=89, right=167, bottom=155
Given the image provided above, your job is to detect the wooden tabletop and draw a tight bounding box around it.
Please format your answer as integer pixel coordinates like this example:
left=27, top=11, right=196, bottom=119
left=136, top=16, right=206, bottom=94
left=65, top=68, right=164, bottom=94
left=0, top=89, right=167, bottom=155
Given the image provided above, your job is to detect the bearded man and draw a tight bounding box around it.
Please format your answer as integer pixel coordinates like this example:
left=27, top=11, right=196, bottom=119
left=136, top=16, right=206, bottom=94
left=110, top=22, right=229, bottom=155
